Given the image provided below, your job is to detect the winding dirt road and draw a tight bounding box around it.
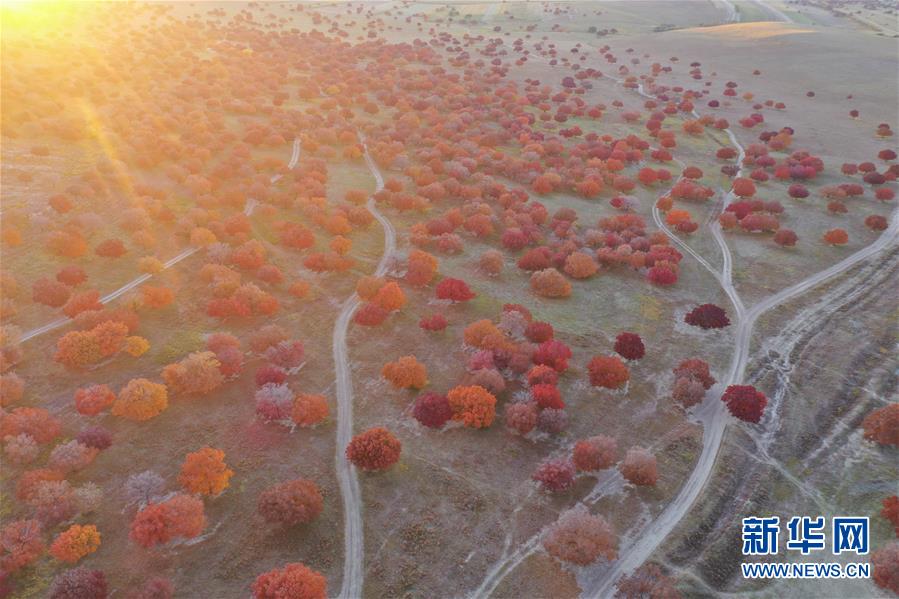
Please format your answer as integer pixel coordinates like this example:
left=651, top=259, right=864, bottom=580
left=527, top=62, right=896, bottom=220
left=20, top=138, right=301, bottom=344
left=333, top=135, right=395, bottom=599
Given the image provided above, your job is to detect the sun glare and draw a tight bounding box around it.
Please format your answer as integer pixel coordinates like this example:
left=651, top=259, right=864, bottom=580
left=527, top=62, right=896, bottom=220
left=1, top=0, right=75, bottom=31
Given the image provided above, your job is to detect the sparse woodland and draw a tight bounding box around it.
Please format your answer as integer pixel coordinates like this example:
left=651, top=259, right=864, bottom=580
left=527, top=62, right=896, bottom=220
left=1, top=1, right=896, bottom=598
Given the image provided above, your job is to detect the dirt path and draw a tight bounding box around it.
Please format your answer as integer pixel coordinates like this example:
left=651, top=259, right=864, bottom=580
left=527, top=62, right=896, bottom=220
left=20, top=138, right=301, bottom=343
left=333, top=135, right=394, bottom=599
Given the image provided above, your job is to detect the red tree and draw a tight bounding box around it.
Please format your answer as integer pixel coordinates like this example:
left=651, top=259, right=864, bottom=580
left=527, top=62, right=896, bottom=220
left=543, top=506, right=617, bottom=566
left=672, top=376, right=706, bottom=409
left=822, top=228, right=849, bottom=246
left=95, top=239, right=127, bottom=258
left=881, top=495, right=899, bottom=537
left=62, top=291, right=103, bottom=319
left=48, top=567, right=108, bottom=599
left=721, top=385, right=768, bottom=423
left=252, top=563, right=326, bottom=599
left=130, top=494, right=206, bottom=548
left=447, top=385, right=497, bottom=428
left=871, top=542, right=899, bottom=595
left=673, top=358, right=716, bottom=389
left=572, top=435, right=618, bottom=471
left=530, top=268, right=571, bottom=298
left=525, top=321, right=554, bottom=343
left=614, top=332, right=645, bottom=361
left=32, top=278, right=71, bottom=308
left=615, top=564, right=681, bottom=599
left=774, top=229, right=798, bottom=247
left=861, top=403, right=899, bottom=446
left=75, top=385, right=115, bottom=416
left=532, top=458, right=576, bottom=492
left=619, top=447, right=658, bottom=486
left=353, top=303, right=388, bottom=326
left=505, top=402, right=538, bottom=435
left=419, top=313, right=448, bottom=332
left=865, top=215, right=889, bottom=231
left=685, top=303, right=730, bottom=329
left=588, top=355, right=630, bottom=389
left=647, top=266, right=678, bottom=286
left=527, top=364, right=558, bottom=387
left=532, top=384, right=564, bottom=410
left=412, top=392, right=452, bottom=429
left=1, top=407, right=61, bottom=444
left=291, top=394, right=329, bottom=427
left=1, top=519, right=44, bottom=573
left=257, top=479, right=323, bottom=527
left=345, top=428, right=401, bottom=471
left=533, top=339, right=572, bottom=372
left=435, top=278, right=475, bottom=302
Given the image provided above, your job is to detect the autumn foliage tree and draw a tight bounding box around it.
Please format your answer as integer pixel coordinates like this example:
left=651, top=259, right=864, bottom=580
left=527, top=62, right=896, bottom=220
left=178, top=447, right=233, bottom=496
left=49, top=525, right=101, bottom=563
left=345, top=427, right=401, bottom=471
left=75, top=385, right=115, bottom=416
left=721, top=385, right=768, bottom=423
left=881, top=495, right=899, bottom=537
left=774, top=229, right=798, bottom=247
left=1, top=407, right=61, bottom=444
left=563, top=252, right=599, bottom=279
left=446, top=385, right=496, bottom=428
left=381, top=355, right=428, bottom=390
left=372, top=282, right=406, bottom=312
left=614, top=332, right=645, bottom=361
left=48, top=567, right=108, bottom=599
left=505, top=402, right=538, bottom=435
left=0, top=372, right=24, bottom=407
left=479, top=249, right=504, bottom=275
left=1, top=519, right=44, bottom=572
left=871, top=542, right=899, bottom=595
left=861, top=403, right=899, bottom=447
left=619, top=447, right=658, bottom=486
left=573, top=435, right=618, bottom=472
left=543, top=506, right=617, bottom=565
left=435, top=278, right=476, bottom=302
left=532, top=383, right=564, bottom=410
left=257, top=479, right=323, bottom=527
left=130, top=494, right=206, bottom=548
left=588, top=355, right=630, bottom=389
left=615, top=564, right=682, bottom=599
left=405, top=250, right=438, bottom=286
left=112, top=379, right=168, bottom=421
left=63, top=290, right=103, bottom=318
left=419, top=313, right=448, bottom=332
left=530, top=268, right=571, bottom=298
left=823, top=228, right=849, bottom=246
left=141, top=286, right=174, bottom=309
left=55, top=321, right=129, bottom=369
left=353, top=303, right=388, bottom=327
left=291, top=394, right=329, bottom=427
left=162, top=351, right=224, bottom=396
left=532, top=458, right=576, bottom=492
left=533, top=339, right=572, bottom=372
left=684, top=303, right=730, bottom=329
left=412, top=392, right=452, bottom=429
left=252, top=563, right=327, bottom=599
left=32, top=278, right=71, bottom=308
